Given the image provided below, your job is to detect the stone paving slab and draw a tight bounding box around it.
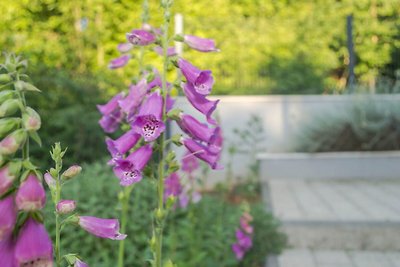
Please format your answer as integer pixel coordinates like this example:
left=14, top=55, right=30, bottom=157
left=268, top=179, right=400, bottom=222
left=270, top=249, right=400, bottom=267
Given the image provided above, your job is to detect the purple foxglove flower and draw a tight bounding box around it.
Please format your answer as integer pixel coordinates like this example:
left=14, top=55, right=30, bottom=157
left=183, top=35, right=219, bottom=52
left=0, top=163, right=18, bottom=196
left=113, top=144, right=152, bottom=186
left=179, top=192, right=189, bottom=209
left=15, top=218, right=53, bottom=267
left=106, top=130, right=141, bottom=158
left=117, top=42, right=133, bottom=53
left=154, top=46, right=177, bottom=57
left=78, top=216, right=127, bottom=240
left=236, top=229, right=252, bottom=250
left=181, top=151, right=200, bottom=174
left=178, top=58, right=214, bottom=95
left=126, top=29, right=155, bottom=46
left=182, top=82, right=219, bottom=125
left=232, top=243, right=245, bottom=260
left=16, top=173, right=46, bottom=211
left=208, top=126, right=223, bottom=155
left=97, top=93, right=124, bottom=116
left=132, top=91, right=166, bottom=142
left=164, top=173, right=182, bottom=200
left=0, top=235, right=14, bottom=267
left=75, top=258, right=89, bottom=267
left=56, top=200, right=76, bottom=214
left=182, top=137, right=221, bottom=170
left=118, top=79, right=148, bottom=120
left=99, top=111, right=123, bottom=133
left=108, top=55, right=130, bottom=69
left=0, top=195, right=16, bottom=241
left=240, top=217, right=254, bottom=235
left=178, top=113, right=217, bottom=143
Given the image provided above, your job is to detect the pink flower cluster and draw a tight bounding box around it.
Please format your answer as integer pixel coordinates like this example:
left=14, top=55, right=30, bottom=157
left=98, top=24, right=223, bottom=186
left=0, top=173, right=53, bottom=267
left=232, top=212, right=254, bottom=261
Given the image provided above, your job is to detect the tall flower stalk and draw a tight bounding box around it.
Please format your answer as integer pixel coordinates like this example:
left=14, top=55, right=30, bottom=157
left=98, top=0, right=222, bottom=265
left=117, top=2, right=150, bottom=267
left=46, top=143, right=126, bottom=267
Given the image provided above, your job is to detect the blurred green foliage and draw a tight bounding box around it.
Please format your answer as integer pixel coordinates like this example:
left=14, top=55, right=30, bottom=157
left=0, top=0, right=399, bottom=94
left=44, top=161, right=287, bottom=267
left=24, top=64, right=124, bottom=168
left=291, top=97, right=400, bottom=152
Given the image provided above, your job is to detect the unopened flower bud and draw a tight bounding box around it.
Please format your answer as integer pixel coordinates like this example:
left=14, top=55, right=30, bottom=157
left=56, top=200, right=76, bottom=214
left=62, top=165, right=82, bottom=180
left=0, top=90, right=14, bottom=104
left=0, top=118, right=20, bottom=138
left=0, top=99, right=21, bottom=118
left=14, top=80, right=40, bottom=92
left=0, top=129, right=27, bottom=155
left=0, top=161, right=21, bottom=196
left=166, top=108, right=182, bottom=121
left=16, top=173, right=46, bottom=211
left=44, top=172, right=56, bottom=190
left=0, top=74, right=12, bottom=84
left=75, top=258, right=89, bottom=267
left=22, top=107, right=41, bottom=131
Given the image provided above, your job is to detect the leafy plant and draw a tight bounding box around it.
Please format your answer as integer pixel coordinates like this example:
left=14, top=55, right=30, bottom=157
left=291, top=97, right=400, bottom=152
left=44, top=160, right=287, bottom=267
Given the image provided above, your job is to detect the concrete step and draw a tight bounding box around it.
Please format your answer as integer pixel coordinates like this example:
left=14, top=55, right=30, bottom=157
left=263, top=179, right=400, bottom=250
left=266, top=249, right=400, bottom=267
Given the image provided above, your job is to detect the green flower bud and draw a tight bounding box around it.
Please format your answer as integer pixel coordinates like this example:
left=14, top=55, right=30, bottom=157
left=0, top=129, right=27, bottom=155
left=0, top=91, right=15, bottom=104
left=0, top=74, right=12, bottom=84
left=62, top=165, right=82, bottom=180
left=166, top=108, right=182, bottom=121
left=0, top=99, right=21, bottom=118
left=0, top=118, right=21, bottom=138
left=14, top=81, right=41, bottom=92
left=22, top=107, right=41, bottom=131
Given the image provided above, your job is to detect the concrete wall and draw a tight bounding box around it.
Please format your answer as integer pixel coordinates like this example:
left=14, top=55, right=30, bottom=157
left=171, top=94, right=400, bottom=183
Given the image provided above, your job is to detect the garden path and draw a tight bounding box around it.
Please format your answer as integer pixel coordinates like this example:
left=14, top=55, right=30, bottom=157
left=264, top=178, right=400, bottom=267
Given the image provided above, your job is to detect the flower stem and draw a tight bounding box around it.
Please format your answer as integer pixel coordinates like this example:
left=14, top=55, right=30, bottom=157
left=117, top=185, right=133, bottom=267
left=55, top=176, right=61, bottom=267
left=14, top=73, right=29, bottom=160
left=154, top=1, right=171, bottom=266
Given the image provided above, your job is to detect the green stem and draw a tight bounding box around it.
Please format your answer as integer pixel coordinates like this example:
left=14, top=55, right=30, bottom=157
left=55, top=177, right=61, bottom=267
left=118, top=186, right=133, bottom=267
left=154, top=2, right=171, bottom=267
left=14, top=73, right=29, bottom=160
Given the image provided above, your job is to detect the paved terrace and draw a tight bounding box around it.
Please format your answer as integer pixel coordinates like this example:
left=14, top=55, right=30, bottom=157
left=264, top=178, right=400, bottom=267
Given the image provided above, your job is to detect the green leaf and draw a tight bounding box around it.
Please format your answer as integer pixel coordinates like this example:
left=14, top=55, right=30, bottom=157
left=29, top=131, right=42, bottom=146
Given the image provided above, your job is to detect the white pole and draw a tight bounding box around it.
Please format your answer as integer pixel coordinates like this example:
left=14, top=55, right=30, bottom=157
left=174, top=13, right=184, bottom=56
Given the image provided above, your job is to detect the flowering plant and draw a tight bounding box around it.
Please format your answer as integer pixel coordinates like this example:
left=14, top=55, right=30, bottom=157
left=0, top=53, right=125, bottom=267
left=97, top=0, right=222, bottom=265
